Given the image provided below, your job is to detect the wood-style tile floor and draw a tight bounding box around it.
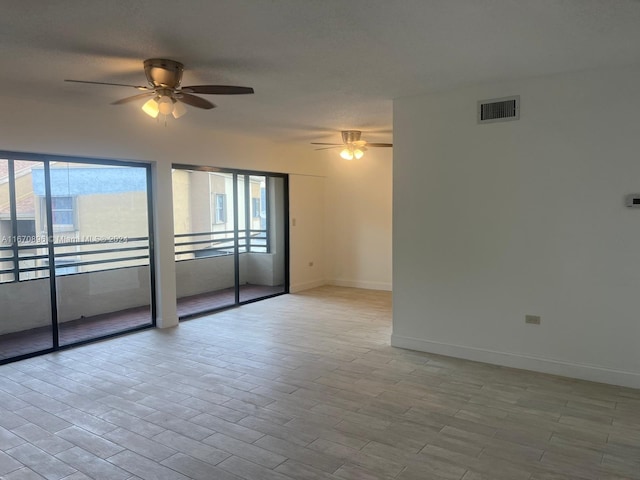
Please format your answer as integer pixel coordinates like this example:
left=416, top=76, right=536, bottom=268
left=0, top=286, right=639, bottom=479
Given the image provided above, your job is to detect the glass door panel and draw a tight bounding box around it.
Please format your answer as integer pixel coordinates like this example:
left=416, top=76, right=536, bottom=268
left=0, top=159, right=53, bottom=359
left=48, top=161, right=153, bottom=346
left=173, top=169, right=237, bottom=317
left=239, top=175, right=287, bottom=303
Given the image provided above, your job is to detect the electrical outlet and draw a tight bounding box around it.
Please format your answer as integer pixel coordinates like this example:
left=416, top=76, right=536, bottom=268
left=525, top=315, right=541, bottom=325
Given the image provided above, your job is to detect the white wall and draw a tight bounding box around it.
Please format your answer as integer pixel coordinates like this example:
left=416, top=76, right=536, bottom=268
left=175, top=255, right=235, bottom=298
left=0, top=279, right=51, bottom=334
left=324, top=148, right=393, bottom=290
left=0, top=95, right=327, bottom=178
left=0, top=268, right=150, bottom=334
left=289, top=174, right=326, bottom=292
left=57, top=266, right=151, bottom=323
left=392, top=66, right=640, bottom=388
left=177, top=253, right=282, bottom=298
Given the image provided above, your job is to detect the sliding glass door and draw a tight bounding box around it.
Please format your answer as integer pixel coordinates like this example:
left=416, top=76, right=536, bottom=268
left=0, top=152, right=155, bottom=363
left=0, top=159, right=54, bottom=360
left=174, top=169, right=238, bottom=315
left=238, top=175, right=287, bottom=302
left=172, top=165, right=288, bottom=319
left=47, top=161, right=154, bottom=345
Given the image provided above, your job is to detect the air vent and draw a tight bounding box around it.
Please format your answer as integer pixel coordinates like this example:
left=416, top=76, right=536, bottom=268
left=478, top=95, right=520, bottom=124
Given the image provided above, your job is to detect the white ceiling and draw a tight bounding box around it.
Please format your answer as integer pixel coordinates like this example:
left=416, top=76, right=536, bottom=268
left=2, top=0, right=640, bottom=145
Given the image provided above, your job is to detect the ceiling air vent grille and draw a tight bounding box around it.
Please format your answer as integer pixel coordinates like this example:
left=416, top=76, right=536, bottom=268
left=478, top=95, right=520, bottom=124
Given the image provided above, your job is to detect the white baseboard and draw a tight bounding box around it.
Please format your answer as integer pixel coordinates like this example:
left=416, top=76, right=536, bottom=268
left=290, top=279, right=326, bottom=293
left=331, top=279, right=392, bottom=291
left=390, top=334, right=640, bottom=389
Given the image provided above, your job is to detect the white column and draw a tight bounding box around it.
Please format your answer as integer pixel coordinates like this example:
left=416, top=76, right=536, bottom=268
left=151, top=161, right=178, bottom=328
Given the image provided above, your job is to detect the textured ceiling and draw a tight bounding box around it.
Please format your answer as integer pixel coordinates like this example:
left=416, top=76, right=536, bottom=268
left=1, top=0, right=640, bottom=145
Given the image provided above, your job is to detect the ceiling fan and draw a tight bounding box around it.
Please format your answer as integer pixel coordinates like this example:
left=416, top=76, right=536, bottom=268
left=311, top=130, right=392, bottom=159
left=65, top=58, right=254, bottom=120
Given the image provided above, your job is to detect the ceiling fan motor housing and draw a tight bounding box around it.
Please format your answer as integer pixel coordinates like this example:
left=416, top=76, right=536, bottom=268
left=144, top=58, right=184, bottom=88
left=342, top=130, right=362, bottom=144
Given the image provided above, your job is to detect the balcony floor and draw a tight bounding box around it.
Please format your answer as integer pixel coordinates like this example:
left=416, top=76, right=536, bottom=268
left=0, top=284, right=285, bottom=362
left=178, top=284, right=284, bottom=317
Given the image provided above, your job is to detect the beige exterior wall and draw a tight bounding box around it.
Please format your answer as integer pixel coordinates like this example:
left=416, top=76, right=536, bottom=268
left=172, top=169, right=191, bottom=235
left=1, top=165, right=41, bottom=283
left=0, top=170, right=38, bottom=225
left=0, top=222, right=11, bottom=284
left=189, top=170, right=212, bottom=233
left=69, top=191, right=149, bottom=271
left=0, top=185, right=8, bottom=217
left=76, top=191, right=148, bottom=239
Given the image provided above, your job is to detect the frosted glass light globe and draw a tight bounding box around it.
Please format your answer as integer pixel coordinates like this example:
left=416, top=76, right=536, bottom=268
left=158, top=96, right=174, bottom=116
left=340, top=148, right=354, bottom=160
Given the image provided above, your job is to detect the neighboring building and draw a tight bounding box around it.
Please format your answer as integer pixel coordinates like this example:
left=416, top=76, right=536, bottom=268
left=172, top=169, right=267, bottom=260
left=0, top=161, right=39, bottom=282
left=0, top=160, right=38, bottom=240
left=0, top=161, right=149, bottom=282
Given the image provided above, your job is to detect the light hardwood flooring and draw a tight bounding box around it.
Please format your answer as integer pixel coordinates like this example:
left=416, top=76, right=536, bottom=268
left=0, top=286, right=639, bottom=479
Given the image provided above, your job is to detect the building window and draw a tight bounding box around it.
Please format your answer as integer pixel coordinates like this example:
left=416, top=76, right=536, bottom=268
left=17, top=220, right=36, bottom=238
left=252, top=198, right=260, bottom=218
left=214, top=194, right=226, bottom=224
left=50, top=196, right=75, bottom=231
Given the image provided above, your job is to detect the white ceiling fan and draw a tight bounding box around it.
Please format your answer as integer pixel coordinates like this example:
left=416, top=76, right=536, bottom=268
left=311, top=130, right=392, bottom=159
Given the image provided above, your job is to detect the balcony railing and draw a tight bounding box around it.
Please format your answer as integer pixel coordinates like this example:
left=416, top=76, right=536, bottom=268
left=0, top=236, right=150, bottom=283
left=1, top=227, right=272, bottom=283
left=174, top=229, right=269, bottom=261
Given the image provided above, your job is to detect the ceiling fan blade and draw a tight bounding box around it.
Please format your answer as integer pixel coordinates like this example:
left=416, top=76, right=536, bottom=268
left=310, top=142, right=342, bottom=146
left=65, top=79, right=150, bottom=90
left=182, top=85, right=254, bottom=95
left=366, top=143, right=394, bottom=147
left=315, top=146, right=342, bottom=150
left=111, top=92, right=155, bottom=105
left=177, top=93, right=216, bottom=109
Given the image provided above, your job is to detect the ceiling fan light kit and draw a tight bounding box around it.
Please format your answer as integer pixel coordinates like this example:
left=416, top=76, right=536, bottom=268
left=141, top=97, right=160, bottom=118
left=141, top=94, right=187, bottom=119
left=65, top=58, right=254, bottom=122
left=171, top=100, right=187, bottom=119
left=340, top=146, right=365, bottom=160
left=312, top=130, right=392, bottom=160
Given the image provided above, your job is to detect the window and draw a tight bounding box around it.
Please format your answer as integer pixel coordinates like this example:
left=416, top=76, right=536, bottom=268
left=51, top=196, right=75, bottom=231
left=17, top=220, right=36, bottom=238
left=252, top=198, right=260, bottom=218
left=214, top=193, right=226, bottom=223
